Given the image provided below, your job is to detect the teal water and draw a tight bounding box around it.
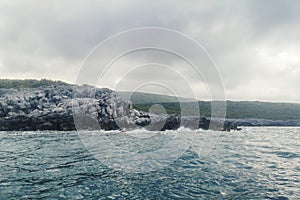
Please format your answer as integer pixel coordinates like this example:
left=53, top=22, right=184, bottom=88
left=0, top=127, right=299, bottom=199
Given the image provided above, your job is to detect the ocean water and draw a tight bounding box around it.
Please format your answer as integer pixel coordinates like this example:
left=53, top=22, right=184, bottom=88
left=0, top=127, right=299, bottom=199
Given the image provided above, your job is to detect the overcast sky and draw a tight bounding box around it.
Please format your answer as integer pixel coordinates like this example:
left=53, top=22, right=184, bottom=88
left=0, top=0, right=299, bottom=102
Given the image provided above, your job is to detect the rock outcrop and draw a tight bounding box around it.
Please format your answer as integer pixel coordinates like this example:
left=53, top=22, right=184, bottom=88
left=0, top=85, right=239, bottom=131
left=0, top=85, right=131, bottom=131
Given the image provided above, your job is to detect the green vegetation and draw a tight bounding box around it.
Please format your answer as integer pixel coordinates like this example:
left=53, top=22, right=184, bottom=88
left=122, top=91, right=300, bottom=120
left=133, top=101, right=300, bottom=120
left=0, top=79, right=69, bottom=89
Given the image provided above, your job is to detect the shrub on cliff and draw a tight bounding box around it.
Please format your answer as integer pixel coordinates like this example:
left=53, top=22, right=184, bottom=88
left=0, top=79, right=69, bottom=89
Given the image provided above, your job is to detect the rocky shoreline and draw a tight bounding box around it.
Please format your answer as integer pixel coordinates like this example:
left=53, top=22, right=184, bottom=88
left=0, top=85, right=240, bottom=131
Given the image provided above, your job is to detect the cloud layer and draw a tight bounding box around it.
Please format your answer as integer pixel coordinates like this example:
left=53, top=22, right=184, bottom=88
left=0, top=0, right=299, bottom=102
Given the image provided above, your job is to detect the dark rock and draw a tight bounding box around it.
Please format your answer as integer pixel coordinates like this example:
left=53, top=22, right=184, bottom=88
left=162, top=115, right=181, bottom=130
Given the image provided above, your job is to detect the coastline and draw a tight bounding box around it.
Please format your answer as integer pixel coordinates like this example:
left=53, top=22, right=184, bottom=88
left=2, top=83, right=299, bottom=132
left=0, top=84, right=240, bottom=132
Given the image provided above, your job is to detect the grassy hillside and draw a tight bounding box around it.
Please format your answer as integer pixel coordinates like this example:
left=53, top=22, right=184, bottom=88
left=133, top=101, right=300, bottom=120
left=225, top=101, right=300, bottom=120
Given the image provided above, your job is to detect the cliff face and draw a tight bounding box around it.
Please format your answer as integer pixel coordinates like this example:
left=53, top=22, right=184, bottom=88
left=0, top=85, right=137, bottom=131
left=0, top=85, right=238, bottom=131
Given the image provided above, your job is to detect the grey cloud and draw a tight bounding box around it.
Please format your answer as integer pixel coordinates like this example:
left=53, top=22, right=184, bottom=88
left=0, top=0, right=299, bottom=102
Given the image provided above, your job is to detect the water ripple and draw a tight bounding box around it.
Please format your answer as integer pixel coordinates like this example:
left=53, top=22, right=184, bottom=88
left=0, top=127, right=299, bottom=199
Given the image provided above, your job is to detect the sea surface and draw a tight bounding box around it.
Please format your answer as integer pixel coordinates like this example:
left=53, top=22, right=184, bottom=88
left=0, top=127, right=299, bottom=199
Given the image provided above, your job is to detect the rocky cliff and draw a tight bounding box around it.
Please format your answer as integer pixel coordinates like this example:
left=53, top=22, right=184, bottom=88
left=0, top=85, right=238, bottom=131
